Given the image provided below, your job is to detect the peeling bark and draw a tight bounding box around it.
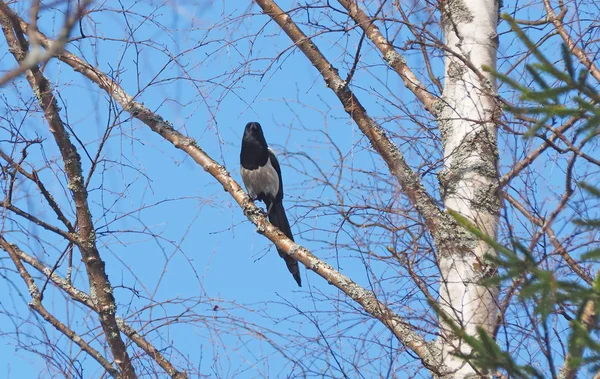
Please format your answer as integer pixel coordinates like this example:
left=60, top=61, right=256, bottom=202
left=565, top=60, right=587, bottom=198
left=436, top=0, right=501, bottom=376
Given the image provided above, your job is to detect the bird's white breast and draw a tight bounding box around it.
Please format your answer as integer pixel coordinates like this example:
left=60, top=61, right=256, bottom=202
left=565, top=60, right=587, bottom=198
left=240, top=156, right=279, bottom=199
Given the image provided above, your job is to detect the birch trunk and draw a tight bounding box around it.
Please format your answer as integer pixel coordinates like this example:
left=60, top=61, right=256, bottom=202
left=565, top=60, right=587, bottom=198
left=436, top=0, right=501, bottom=376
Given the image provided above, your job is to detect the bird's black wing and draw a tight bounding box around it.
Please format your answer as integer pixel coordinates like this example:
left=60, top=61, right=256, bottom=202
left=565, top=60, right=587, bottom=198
left=268, top=148, right=284, bottom=202
left=267, top=148, right=301, bottom=286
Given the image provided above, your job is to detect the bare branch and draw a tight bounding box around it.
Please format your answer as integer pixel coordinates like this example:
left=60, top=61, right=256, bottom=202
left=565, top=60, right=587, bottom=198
left=8, top=11, right=447, bottom=372
left=0, top=147, right=75, bottom=232
left=337, top=0, right=437, bottom=112
left=10, top=238, right=189, bottom=379
left=253, top=0, right=472, bottom=257
left=504, top=193, right=593, bottom=284
left=499, top=117, right=578, bottom=187
left=0, top=4, right=137, bottom=377
left=0, top=236, right=120, bottom=378
left=542, top=0, right=600, bottom=84
left=2, top=201, right=76, bottom=242
left=558, top=272, right=599, bottom=379
left=0, top=0, right=93, bottom=86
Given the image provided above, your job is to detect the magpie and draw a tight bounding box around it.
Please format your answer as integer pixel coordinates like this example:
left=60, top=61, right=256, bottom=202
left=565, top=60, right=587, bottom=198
left=240, top=122, right=301, bottom=287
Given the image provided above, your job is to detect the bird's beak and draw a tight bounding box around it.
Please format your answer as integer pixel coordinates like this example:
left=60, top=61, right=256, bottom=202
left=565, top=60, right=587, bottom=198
left=245, top=122, right=260, bottom=133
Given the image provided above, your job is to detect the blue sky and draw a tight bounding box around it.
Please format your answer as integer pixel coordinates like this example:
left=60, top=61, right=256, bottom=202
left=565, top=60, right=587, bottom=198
left=0, top=2, right=399, bottom=377
left=1, top=0, right=598, bottom=377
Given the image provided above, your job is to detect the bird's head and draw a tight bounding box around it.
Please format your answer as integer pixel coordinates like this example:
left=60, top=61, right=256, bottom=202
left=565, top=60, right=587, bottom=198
left=243, top=122, right=268, bottom=147
left=241, top=121, right=269, bottom=166
left=244, top=121, right=263, bottom=137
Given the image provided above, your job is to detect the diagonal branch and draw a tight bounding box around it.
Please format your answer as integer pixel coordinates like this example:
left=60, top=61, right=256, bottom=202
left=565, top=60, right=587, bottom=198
left=558, top=271, right=599, bottom=379
left=11, top=13, right=445, bottom=373
left=0, top=0, right=92, bottom=86
left=337, top=0, right=437, bottom=112
left=499, top=117, right=578, bottom=187
left=542, top=0, right=600, bottom=84
left=0, top=236, right=120, bottom=378
left=2, top=201, right=76, bottom=243
left=0, top=147, right=75, bottom=232
left=253, top=0, right=472, bottom=255
left=504, top=193, right=593, bottom=284
left=0, top=3, right=137, bottom=377
left=10, top=239, right=188, bottom=379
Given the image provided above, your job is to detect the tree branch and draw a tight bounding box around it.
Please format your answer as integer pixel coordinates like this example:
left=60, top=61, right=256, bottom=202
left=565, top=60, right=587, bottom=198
left=337, top=0, right=437, bottom=112
left=558, top=272, right=599, bottom=379
left=2, top=201, right=76, bottom=243
left=499, top=117, right=578, bottom=187
left=0, top=236, right=120, bottom=378
left=0, top=0, right=92, bottom=86
left=9, top=238, right=189, bottom=379
left=9, top=11, right=445, bottom=373
left=253, top=0, right=472, bottom=257
left=0, top=3, right=137, bottom=377
left=0, top=147, right=75, bottom=232
left=504, top=193, right=593, bottom=284
left=542, top=0, right=600, bottom=84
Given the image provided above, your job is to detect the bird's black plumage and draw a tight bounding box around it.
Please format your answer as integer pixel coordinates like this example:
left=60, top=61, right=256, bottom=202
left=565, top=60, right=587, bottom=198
left=240, top=122, right=301, bottom=287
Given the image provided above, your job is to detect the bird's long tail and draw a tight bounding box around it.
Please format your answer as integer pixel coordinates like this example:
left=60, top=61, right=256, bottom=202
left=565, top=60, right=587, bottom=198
left=268, top=201, right=302, bottom=287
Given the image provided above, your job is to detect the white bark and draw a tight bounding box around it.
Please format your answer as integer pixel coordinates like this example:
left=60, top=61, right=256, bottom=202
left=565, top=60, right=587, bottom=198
left=436, top=0, right=501, bottom=376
